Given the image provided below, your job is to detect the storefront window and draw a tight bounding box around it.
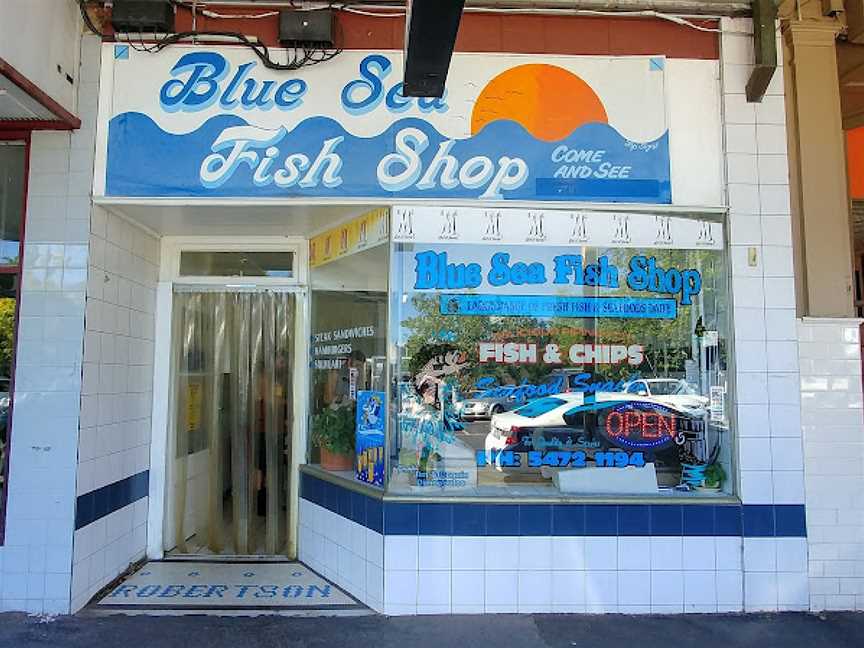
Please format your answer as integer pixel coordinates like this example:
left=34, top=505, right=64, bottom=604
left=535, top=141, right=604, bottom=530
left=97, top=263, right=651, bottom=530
left=388, top=208, right=732, bottom=498
left=0, top=142, right=25, bottom=530
left=308, top=219, right=389, bottom=486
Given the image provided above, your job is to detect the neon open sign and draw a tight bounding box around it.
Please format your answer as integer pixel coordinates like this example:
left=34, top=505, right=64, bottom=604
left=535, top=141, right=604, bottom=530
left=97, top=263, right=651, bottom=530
left=601, top=401, right=680, bottom=450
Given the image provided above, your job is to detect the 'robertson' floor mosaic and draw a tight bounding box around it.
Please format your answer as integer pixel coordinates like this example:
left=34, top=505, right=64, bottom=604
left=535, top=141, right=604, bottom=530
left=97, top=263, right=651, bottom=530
left=97, top=561, right=363, bottom=611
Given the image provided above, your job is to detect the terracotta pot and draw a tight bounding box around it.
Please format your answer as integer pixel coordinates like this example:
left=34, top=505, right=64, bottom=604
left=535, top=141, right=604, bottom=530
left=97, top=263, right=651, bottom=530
left=320, top=447, right=354, bottom=472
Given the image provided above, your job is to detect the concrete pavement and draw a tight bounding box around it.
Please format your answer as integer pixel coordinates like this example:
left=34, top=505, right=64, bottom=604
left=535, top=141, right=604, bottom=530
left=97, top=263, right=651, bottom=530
left=1, top=611, right=862, bottom=648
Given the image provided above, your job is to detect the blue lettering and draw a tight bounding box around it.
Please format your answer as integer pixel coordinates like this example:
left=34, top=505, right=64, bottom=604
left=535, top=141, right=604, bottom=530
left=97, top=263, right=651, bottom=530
left=418, top=93, right=448, bottom=113
left=110, top=584, right=137, bottom=598
left=158, top=585, right=185, bottom=598
left=160, top=51, right=227, bottom=111
left=386, top=83, right=411, bottom=112
left=137, top=585, right=161, bottom=598
left=284, top=585, right=305, bottom=598
left=160, top=53, right=308, bottom=113
left=341, top=54, right=390, bottom=114
left=414, top=251, right=481, bottom=290
left=306, top=585, right=331, bottom=598
left=415, top=251, right=439, bottom=289
left=274, top=79, right=307, bottom=109
left=254, top=585, right=279, bottom=598
left=487, top=253, right=547, bottom=287
left=627, top=255, right=649, bottom=291
left=220, top=61, right=254, bottom=109
left=206, top=585, right=228, bottom=598
left=183, top=585, right=209, bottom=598
left=240, top=79, right=277, bottom=110
left=681, top=269, right=701, bottom=305
left=627, top=256, right=701, bottom=305
left=474, top=376, right=567, bottom=403
left=488, top=252, right=511, bottom=287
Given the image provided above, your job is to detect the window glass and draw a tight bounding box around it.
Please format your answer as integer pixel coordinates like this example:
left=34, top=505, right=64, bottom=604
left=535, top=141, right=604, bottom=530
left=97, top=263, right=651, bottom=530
left=309, top=245, right=388, bottom=486
left=513, top=397, right=567, bottom=418
left=0, top=147, right=23, bottom=267
left=0, top=144, right=25, bottom=528
left=389, top=213, right=732, bottom=498
left=626, top=382, right=645, bottom=395
left=179, top=251, right=294, bottom=278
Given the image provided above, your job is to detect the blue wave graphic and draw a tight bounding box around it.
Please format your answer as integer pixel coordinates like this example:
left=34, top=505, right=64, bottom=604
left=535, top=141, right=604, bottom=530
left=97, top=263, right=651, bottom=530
left=106, top=112, right=671, bottom=202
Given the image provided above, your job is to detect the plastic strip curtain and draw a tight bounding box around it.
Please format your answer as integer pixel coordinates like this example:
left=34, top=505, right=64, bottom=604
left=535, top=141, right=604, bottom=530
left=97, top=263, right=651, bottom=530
left=172, top=291, right=295, bottom=555
left=275, top=294, right=295, bottom=554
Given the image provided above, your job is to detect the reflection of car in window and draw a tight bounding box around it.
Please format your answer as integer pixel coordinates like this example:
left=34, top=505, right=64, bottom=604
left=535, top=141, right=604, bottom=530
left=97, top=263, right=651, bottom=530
left=455, top=389, right=518, bottom=420
left=622, top=378, right=708, bottom=417
left=485, top=393, right=586, bottom=467
left=512, top=397, right=569, bottom=418
left=484, top=390, right=706, bottom=481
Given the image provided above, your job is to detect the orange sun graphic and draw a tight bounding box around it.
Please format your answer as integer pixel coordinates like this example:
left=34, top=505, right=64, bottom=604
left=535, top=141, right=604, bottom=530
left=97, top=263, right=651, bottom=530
left=471, top=64, right=608, bottom=142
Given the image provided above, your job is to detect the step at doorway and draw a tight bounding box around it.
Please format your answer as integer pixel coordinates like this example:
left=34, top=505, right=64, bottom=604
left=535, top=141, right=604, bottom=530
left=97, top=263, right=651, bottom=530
left=92, top=560, right=369, bottom=616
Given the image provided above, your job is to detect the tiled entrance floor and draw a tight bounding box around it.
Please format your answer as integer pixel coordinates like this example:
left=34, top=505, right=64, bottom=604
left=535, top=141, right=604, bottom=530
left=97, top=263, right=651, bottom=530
left=95, top=561, right=366, bottom=613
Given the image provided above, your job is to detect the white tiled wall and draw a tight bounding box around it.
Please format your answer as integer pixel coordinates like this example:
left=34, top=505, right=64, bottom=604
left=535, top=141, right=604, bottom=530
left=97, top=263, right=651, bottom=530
left=721, top=18, right=805, bottom=508
left=301, top=495, right=815, bottom=616
left=798, top=318, right=864, bottom=612
left=70, top=499, right=149, bottom=612
left=0, top=127, right=85, bottom=615
left=70, top=205, right=159, bottom=612
left=77, top=206, right=158, bottom=499
left=0, top=29, right=159, bottom=614
left=381, top=535, right=746, bottom=615
left=299, top=499, right=384, bottom=612
left=721, top=17, right=808, bottom=613
left=0, top=31, right=99, bottom=615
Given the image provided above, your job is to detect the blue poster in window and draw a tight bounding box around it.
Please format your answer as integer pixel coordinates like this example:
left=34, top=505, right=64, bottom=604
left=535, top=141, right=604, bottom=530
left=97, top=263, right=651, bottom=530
left=356, top=390, right=385, bottom=486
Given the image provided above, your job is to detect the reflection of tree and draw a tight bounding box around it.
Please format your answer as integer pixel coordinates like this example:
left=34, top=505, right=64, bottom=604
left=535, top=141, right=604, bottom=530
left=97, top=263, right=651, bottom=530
left=402, top=295, right=548, bottom=389
left=593, top=248, right=728, bottom=380
left=0, top=298, right=14, bottom=377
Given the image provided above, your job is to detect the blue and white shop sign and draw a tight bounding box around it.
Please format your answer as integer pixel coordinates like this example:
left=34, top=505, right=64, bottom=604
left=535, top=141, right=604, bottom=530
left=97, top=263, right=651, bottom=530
left=93, top=46, right=696, bottom=203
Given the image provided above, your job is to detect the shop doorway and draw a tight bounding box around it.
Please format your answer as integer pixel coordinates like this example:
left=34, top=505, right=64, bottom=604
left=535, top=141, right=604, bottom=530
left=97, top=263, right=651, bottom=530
left=166, top=289, right=297, bottom=557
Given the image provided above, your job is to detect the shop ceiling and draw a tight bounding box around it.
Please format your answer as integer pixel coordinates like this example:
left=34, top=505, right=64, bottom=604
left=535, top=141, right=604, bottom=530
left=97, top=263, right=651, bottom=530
left=840, top=39, right=864, bottom=130
left=101, top=202, right=378, bottom=237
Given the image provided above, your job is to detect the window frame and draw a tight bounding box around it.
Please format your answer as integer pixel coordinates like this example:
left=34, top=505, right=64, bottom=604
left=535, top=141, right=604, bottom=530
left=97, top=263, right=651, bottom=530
left=162, top=237, right=308, bottom=287
left=0, top=132, right=30, bottom=545
left=385, top=211, right=736, bottom=501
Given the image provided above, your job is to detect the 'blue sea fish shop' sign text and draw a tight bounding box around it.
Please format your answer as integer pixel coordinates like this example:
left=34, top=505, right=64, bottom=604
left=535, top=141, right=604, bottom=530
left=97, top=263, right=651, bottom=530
left=98, top=47, right=672, bottom=202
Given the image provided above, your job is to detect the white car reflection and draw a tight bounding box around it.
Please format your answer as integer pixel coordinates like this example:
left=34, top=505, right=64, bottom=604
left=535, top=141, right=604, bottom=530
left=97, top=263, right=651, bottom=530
left=621, top=378, right=709, bottom=417
left=485, top=394, right=585, bottom=470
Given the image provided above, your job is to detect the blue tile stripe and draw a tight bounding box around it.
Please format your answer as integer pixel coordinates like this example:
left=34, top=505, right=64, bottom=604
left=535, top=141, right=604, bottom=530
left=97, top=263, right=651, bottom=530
left=75, top=470, right=149, bottom=530
left=300, top=472, right=807, bottom=538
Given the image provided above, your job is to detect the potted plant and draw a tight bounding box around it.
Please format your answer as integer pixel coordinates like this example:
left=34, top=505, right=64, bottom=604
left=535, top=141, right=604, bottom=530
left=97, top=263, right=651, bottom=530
left=311, top=403, right=356, bottom=471
left=700, top=462, right=726, bottom=493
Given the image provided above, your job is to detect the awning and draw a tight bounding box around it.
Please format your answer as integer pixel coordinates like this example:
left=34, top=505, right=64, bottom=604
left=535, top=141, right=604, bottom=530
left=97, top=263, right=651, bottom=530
left=0, top=56, right=80, bottom=131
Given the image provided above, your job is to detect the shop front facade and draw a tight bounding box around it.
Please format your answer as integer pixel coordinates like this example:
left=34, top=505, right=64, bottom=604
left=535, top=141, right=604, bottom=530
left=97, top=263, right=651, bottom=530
left=0, top=7, right=814, bottom=616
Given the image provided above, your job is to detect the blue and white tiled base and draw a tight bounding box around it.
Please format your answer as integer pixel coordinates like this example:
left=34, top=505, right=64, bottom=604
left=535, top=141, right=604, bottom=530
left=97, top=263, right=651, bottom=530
left=299, top=471, right=809, bottom=615
left=299, top=499, right=384, bottom=612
